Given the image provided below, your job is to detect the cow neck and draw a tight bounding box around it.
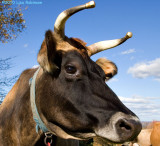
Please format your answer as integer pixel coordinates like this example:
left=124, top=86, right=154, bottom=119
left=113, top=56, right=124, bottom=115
left=30, top=67, right=49, bottom=133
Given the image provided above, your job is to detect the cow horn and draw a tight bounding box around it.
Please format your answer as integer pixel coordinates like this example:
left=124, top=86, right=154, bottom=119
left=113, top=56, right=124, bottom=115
left=54, top=1, right=95, bottom=39
left=87, top=32, right=133, bottom=56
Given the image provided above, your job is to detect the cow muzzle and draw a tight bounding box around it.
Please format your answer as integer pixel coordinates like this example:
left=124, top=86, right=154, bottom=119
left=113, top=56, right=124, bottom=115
left=95, top=112, right=142, bottom=143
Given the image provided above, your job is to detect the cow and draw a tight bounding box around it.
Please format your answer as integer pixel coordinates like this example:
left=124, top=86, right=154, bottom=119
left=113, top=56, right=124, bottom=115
left=132, top=129, right=152, bottom=146
left=150, top=121, right=160, bottom=146
left=0, top=1, right=142, bottom=146
left=128, top=121, right=160, bottom=146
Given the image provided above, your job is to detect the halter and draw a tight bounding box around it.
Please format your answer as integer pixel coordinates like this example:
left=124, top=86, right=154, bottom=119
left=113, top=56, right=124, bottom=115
left=30, top=67, right=49, bottom=133
left=30, top=67, right=53, bottom=145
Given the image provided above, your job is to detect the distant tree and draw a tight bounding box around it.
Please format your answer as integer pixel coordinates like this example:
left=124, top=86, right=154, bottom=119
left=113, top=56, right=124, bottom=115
left=0, top=57, right=18, bottom=103
left=0, top=0, right=26, bottom=43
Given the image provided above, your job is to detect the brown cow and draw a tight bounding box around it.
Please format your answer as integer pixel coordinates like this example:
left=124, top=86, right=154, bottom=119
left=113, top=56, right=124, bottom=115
left=0, top=1, right=141, bottom=146
left=129, top=123, right=160, bottom=146
left=134, top=129, right=152, bottom=146
left=150, top=121, right=160, bottom=146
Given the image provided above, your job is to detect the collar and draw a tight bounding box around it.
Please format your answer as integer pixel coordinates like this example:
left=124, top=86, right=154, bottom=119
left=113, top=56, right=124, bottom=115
left=30, top=67, right=49, bottom=133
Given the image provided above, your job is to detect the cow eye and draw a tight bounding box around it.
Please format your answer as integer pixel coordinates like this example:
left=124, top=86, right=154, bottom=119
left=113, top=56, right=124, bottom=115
left=65, top=65, right=77, bottom=74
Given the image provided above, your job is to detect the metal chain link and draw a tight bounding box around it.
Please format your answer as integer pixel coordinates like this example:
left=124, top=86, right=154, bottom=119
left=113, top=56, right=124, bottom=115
left=44, top=132, right=53, bottom=146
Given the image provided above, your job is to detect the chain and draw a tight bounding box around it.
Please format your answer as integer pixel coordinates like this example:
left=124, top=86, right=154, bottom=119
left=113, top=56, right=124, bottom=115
left=44, top=132, right=53, bottom=146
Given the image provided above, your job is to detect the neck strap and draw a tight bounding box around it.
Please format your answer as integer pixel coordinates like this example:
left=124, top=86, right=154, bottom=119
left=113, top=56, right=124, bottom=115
left=30, top=67, right=49, bottom=133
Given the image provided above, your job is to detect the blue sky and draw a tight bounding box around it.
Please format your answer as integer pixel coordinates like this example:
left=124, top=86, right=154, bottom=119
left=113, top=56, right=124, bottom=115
left=1, top=0, right=160, bottom=121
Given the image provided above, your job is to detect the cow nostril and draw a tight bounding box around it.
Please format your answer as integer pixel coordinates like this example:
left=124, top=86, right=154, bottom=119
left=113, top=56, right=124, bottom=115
left=116, top=119, right=134, bottom=135
left=119, top=120, right=132, bottom=131
left=113, top=119, right=135, bottom=142
left=113, top=117, right=142, bottom=142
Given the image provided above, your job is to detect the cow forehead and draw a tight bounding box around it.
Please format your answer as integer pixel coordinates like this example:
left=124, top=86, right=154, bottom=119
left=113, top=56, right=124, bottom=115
left=56, top=37, right=88, bottom=56
left=57, top=40, right=76, bottom=52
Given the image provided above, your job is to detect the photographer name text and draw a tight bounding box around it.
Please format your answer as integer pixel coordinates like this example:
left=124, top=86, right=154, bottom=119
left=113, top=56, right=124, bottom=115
left=2, top=1, right=43, bottom=5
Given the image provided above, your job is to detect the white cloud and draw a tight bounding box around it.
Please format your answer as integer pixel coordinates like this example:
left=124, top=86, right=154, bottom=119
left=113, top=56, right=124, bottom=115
left=24, top=44, right=28, bottom=48
left=121, top=49, right=135, bottom=55
left=154, top=78, right=160, bottom=82
left=32, top=65, right=39, bottom=68
left=128, top=58, right=160, bottom=81
left=119, top=96, right=149, bottom=103
left=119, top=95, right=160, bottom=121
left=108, top=78, right=119, bottom=83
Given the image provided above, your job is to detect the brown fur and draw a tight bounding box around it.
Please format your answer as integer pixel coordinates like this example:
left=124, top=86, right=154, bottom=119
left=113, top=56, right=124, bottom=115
left=150, top=121, right=160, bottom=146
left=96, top=58, right=117, bottom=81
left=0, top=68, right=40, bottom=145
left=0, top=68, right=79, bottom=146
left=136, top=129, right=152, bottom=146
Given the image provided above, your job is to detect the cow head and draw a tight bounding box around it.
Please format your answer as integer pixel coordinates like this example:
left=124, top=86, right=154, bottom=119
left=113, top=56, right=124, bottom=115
left=36, top=1, right=141, bottom=143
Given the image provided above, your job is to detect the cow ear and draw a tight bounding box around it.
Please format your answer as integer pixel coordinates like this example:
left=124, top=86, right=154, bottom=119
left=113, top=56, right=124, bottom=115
left=37, top=30, right=59, bottom=73
left=96, top=58, right=118, bottom=81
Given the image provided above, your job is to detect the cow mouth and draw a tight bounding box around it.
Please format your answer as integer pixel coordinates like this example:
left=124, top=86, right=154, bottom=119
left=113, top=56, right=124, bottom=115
left=92, top=136, right=122, bottom=145
left=46, top=122, right=132, bottom=144
left=47, top=121, right=96, bottom=140
left=46, top=112, right=141, bottom=143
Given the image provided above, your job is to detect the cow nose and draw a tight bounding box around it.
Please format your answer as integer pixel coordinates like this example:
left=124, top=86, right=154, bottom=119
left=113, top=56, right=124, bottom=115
left=115, top=118, right=142, bottom=141
left=95, top=112, right=142, bottom=143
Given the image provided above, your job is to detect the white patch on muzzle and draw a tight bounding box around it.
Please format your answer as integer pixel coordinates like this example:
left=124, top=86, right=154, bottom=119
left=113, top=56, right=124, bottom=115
left=94, top=112, right=140, bottom=142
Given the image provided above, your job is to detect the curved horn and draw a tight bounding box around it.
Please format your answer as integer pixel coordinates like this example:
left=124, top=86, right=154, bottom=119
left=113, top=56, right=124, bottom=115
left=54, top=1, right=95, bottom=39
left=88, top=32, right=133, bottom=56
